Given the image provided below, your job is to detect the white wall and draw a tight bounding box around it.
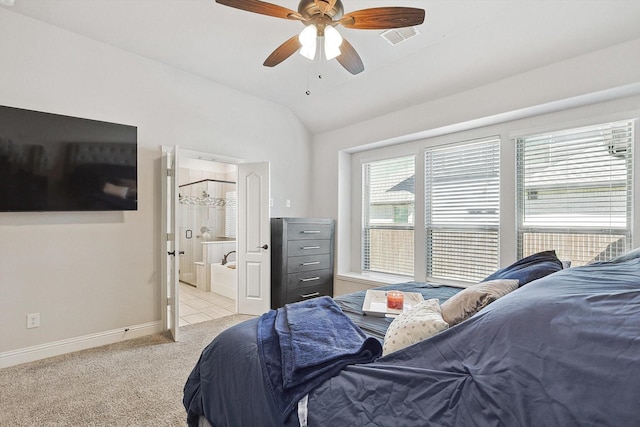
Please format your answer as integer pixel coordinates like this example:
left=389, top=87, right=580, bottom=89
left=308, top=38, right=640, bottom=293
left=0, top=10, right=310, bottom=361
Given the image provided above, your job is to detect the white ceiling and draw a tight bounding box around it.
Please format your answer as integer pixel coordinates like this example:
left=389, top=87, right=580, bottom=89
left=4, top=0, right=640, bottom=134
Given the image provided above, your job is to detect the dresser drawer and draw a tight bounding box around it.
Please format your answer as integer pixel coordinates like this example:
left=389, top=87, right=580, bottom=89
left=287, top=254, right=331, bottom=273
left=287, top=239, right=331, bottom=257
left=287, top=269, right=333, bottom=291
left=287, top=222, right=333, bottom=240
left=286, top=282, right=333, bottom=304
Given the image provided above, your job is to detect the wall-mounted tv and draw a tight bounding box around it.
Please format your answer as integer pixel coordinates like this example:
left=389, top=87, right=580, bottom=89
left=0, top=105, right=137, bottom=212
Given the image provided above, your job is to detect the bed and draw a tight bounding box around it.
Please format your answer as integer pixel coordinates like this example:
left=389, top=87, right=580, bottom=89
left=183, top=249, right=640, bottom=426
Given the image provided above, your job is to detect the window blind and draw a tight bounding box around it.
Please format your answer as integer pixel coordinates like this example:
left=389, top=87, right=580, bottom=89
left=362, top=156, right=415, bottom=276
left=425, top=137, right=500, bottom=282
left=516, top=119, right=634, bottom=265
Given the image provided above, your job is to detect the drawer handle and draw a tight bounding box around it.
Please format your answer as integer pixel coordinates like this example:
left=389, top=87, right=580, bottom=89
left=301, top=261, right=320, bottom=266
left=300, top=292, right=320, bottom=299
left=300, top=276, right=320, bottom=282
left=302, top=246, right=321, bottom=250
left=302, top=230, right=321, bottom=234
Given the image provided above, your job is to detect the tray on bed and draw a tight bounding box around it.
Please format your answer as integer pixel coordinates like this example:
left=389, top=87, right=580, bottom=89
left=334, top=281, right=464, bottom=340
left=362, top=289, right=424, bottom=317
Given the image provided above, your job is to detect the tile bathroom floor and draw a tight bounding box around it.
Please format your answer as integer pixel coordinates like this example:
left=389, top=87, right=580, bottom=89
left=179, top=282, right=236, bottom=327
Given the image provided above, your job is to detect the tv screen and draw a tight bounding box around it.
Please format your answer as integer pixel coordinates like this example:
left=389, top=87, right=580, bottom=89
left=0, top=105, right=137, bottom=212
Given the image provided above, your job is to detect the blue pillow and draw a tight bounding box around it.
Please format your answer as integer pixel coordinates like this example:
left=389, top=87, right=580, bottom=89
left=482, top=250, right=563, bottom=287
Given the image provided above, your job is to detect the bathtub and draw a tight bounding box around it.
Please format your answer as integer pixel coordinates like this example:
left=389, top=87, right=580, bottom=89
left=210, top=262, right=237, bottom=300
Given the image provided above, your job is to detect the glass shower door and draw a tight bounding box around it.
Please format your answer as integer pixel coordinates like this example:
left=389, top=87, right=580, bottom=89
left=178, top=183, right=208, bottom=285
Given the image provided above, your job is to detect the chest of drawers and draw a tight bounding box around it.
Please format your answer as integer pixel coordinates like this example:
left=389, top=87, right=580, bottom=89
left=270, top=217, right=335, bottom=309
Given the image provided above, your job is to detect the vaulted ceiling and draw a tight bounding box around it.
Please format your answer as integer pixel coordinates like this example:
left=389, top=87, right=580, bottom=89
left=4, top=0, right=640, bottom=134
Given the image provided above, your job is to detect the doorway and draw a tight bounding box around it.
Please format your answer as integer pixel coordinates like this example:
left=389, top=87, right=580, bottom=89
left=177, top=157, right=238, bottom=326
left=162, top=146, right=272, bottom=340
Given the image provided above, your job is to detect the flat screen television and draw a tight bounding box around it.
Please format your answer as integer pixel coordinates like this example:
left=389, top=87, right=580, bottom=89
left=0, top=105, right=137, bottom=212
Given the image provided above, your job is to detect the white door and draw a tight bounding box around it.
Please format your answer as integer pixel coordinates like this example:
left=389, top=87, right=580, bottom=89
left=237, top=162, right=271, bottom=315
left=161, top=146, right=180, bottom=341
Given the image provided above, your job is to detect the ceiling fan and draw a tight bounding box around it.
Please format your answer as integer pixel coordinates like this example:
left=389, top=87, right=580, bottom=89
left=215, top=0, right=425, bottom=74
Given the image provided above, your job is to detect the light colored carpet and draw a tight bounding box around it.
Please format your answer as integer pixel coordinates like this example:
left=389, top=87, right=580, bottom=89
left=0, top=314, right=254, bottom=427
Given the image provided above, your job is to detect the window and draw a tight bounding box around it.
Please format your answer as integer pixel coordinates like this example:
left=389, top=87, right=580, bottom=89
left=362, top=156, right=415, bottom=276
left=425, top=137, right=501, bottom=282
left=516, top=120, right=634, bottom=265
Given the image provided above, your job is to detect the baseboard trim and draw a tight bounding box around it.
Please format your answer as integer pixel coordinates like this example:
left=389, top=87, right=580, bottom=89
left=0, top=321, right=163, bottom=369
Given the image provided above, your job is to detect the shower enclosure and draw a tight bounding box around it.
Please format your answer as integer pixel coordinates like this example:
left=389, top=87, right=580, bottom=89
left=178, top=178, right=237, bottom=286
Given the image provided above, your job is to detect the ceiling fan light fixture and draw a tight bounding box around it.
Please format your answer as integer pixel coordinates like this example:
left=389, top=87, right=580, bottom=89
left=298, top=24, right=318, bottom=60
left=324, top=25, right=343, bottom=60
left=218, top=0, right=425, bottom=74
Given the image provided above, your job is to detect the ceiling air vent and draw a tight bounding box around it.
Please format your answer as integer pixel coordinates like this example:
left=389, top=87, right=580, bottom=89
left=380, top=27, right=420, bottom=45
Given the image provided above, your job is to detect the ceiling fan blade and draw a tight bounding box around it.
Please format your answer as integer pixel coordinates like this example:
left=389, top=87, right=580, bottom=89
left=340, top=7, right=425, bottom=29
left=336, top=38, right=364, bottom=75
left=216, top=0, right=303, bottom=20
left=263, top=35, right=302, bottom=67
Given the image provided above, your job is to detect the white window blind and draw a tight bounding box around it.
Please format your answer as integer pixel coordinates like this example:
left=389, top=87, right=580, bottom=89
left=516, top=120, right=634, bottom=265
left=362, top=156, right=415, bottom=276
left=425, top=137, right=500, bottom=282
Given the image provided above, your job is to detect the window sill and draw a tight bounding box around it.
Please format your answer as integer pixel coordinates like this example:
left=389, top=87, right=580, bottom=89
left=336, top=272, right=471, bottom=289
left=336, top=272, right=415, bottom=288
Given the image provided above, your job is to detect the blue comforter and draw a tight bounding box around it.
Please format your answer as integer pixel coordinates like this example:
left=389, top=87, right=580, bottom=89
left=258, top=296, right=381, bottom=421
left=335, top=281, right=462, bottom=340
left=183, top=297, right=381, bottom=426
left=184, top=251, right=640, bottom=426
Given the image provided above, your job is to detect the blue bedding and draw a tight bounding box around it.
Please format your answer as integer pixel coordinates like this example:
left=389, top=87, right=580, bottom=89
left=335, top=281, right=463, bottom=340
left=184, top=251, right=640, bottom=426
left=258, top=296, right=382, bottom=421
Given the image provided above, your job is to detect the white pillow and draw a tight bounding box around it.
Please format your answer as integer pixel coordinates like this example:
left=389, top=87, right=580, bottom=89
left=382, top=299, right=449, bottom=356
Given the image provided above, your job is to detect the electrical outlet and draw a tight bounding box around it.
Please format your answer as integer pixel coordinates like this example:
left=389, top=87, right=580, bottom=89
left=27, top=313, right=40, bottom=329
left=286, top=199, right=291, bottom=208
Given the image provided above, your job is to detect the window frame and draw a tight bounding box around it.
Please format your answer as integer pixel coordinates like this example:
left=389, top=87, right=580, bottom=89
left=514, top=119, right=635, bottom=265
left=424, top=136, right=502, bottom=283
left=361, top=154, right=417, bottom=277
left=344, top=105, right=639, bottom=288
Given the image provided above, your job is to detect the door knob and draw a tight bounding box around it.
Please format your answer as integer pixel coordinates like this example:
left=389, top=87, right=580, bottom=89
left=258, top=244, right=269, bottom=250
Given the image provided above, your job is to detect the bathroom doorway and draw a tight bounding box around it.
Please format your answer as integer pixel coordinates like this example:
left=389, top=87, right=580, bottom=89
left=177, top=157, right=238, bottom=326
